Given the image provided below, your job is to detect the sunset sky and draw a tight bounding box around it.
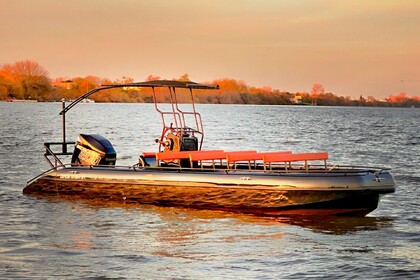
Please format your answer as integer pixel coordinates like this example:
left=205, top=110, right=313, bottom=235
left=1, top=0, right=419, bottom=98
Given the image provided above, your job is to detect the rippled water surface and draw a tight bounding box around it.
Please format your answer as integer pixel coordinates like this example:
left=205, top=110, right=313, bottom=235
left=0, top=102, right=419, bottom=279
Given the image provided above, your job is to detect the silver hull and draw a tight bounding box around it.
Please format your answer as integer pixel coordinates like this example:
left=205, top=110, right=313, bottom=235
left=24, top=166, right=396, bottom=216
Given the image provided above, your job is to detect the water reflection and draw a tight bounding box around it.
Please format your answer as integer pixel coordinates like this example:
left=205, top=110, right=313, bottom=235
left=28, top=195, right=393, bottom=236
left=277, top=216, right=394, bottom=235
left=151, top=206, right=394, bottom=235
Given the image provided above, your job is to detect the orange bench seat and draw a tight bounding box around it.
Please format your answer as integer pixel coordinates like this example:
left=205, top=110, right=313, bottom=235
left=226, top=151, right=292, bottom=170
left=141, top=152, right=157, bottom=158
left=263, top=152, right=328, bottom=163
left=225, top=151, right=259, bottom=162
left=155, top=151, right=191, bottom=161
left=189, top=151, right=228, bottom=169
left=263, top=152, right=328, bottom=171
left=155, top=150, right=224, bottom=166
left=189, top=151, right=227, bottom=162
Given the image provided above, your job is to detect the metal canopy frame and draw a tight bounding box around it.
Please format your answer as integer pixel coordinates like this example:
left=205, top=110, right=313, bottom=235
left=60, top=80, right=219, bottom=115
left=55, top=80, right=219, bottom=157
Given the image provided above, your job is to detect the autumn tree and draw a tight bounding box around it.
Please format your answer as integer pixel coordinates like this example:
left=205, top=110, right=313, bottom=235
left=0, top=60, right=50, bottom=100
left=0, top=70, right=14, bottom=99
left=387, top=92, right=408, bottom=103
left=210, top=78, right=248, bottom=103
left=178, top=73, right=190, bottom=82
left=311, top=83, right=324, bottom=105
left=146, top=74, right=161, bottom=81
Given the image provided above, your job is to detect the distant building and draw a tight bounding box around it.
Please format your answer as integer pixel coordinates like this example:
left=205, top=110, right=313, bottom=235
left=292, top=95, right=302, bottom=104
left=367, top=97, right=377, bottom=103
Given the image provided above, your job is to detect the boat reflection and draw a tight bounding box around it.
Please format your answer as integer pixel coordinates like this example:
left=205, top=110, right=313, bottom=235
left=149, top=205, right=394, bottom=235
left=276, top=215, right=394, bottom=235
left=34, top=194, right=393, bottom=235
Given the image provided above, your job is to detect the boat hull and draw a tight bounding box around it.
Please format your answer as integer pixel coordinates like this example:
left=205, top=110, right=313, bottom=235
left=24, top=167, right=395, bottom=216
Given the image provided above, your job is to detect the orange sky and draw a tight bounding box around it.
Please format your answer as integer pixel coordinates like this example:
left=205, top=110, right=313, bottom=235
left=1, top=0, right=419, bottom=98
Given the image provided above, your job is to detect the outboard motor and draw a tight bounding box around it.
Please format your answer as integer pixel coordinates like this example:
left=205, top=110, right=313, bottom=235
left=71, top=134, right=117, bottom=166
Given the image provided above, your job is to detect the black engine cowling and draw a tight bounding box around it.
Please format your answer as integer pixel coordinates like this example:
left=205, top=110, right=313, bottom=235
left=71, top=134, right=116, bottom=166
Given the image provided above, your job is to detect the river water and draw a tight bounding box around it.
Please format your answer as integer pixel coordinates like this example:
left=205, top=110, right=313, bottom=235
left=0, top=102, right=419, bottom=279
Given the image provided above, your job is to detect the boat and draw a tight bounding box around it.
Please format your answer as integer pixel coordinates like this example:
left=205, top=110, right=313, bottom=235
left=24, top=80, right=396, bottom=216
left=6, top=98, right=38, bottom=102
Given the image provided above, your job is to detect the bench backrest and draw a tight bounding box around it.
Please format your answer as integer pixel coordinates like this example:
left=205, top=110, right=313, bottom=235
left=263, top=152, right=328, bottom=163
left=155, top=151, right=192, bottom=161
left=189, top=151, right=227, bottom=161
left=141, top=152, right=156, bottom=158
left=226, top=151, right=260, bottom=162
left=156, top=150, right=224, bottom=162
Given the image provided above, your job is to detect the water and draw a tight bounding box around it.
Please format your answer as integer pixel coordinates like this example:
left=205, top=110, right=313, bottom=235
left=0, top=102, right=419, bottom=279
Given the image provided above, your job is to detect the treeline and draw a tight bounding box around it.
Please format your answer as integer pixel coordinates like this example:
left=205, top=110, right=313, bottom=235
left=1, top=60, right=419, bottom=107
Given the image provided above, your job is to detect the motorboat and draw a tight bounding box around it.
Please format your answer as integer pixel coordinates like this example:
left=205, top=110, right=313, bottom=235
left=24, top=80, right=396, bottom=216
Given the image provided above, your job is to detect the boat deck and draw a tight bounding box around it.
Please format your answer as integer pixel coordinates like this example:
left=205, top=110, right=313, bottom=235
left=139, top=150, right=384, bottom=174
